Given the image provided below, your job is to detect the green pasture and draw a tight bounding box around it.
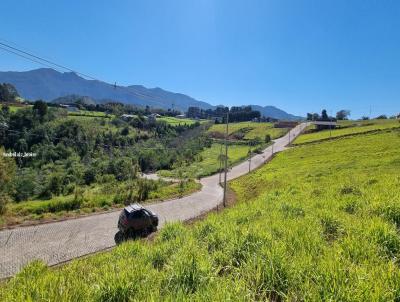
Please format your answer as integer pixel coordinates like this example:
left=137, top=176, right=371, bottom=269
left=2, top=128, right=400, bottom=300
left=294, top=118, right=400, bottom=145
left=208, top=121, right=288, bottom=140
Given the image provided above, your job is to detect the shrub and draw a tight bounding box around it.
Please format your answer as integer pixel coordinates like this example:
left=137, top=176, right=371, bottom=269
left=13, top=168, right=38, bottom=202
left=340, top=185, right=362, bottom=196
left=321, top=215, right=344, bottom=241
left=0, top=195, right=9, bottom=215
left=371, top=224, right=400, bottom=258
left=136, top=178, right=157, bottom=201
left=375, top=202, right=400, bottom=227
left=341, top=200, right=359, bottom=214
left=280, top=202, right=305, bottom=218
left=83, top=168, right=96, bottom=185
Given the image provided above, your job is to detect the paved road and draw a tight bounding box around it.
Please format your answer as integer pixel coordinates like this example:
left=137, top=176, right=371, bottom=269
left=0, top=123, right=308, bottom=278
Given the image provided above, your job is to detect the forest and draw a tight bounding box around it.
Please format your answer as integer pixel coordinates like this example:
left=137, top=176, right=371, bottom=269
left=0, top=84, right=211, bottom=222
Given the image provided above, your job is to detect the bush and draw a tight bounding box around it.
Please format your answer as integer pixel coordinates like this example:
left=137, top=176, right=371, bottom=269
left=136, top=178, right=157, bottom=201
left=83, top=168, right=96, bottom=185
left=321, top=215, right=344, bottom=241
left=0, top=195, right=9, bottom=215
left=13, top=169, right=37, bottom=202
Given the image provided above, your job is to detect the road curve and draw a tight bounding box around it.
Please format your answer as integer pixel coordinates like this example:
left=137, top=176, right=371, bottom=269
left=0, top=123, right=308, bottom=278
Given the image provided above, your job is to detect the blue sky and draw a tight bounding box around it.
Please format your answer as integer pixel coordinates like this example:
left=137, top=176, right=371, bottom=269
left=1, top=0, right=399, bottom=118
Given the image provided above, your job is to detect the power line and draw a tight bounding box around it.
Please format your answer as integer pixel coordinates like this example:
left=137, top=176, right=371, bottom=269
left=0, top=45, right=61, bottom=71
left=0, top=41, right=98, bottom=80
left=0, top=39, right=171, bottom=108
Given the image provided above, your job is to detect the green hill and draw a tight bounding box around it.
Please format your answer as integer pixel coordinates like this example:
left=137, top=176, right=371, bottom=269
left=2, top=128, right=400, bottom=301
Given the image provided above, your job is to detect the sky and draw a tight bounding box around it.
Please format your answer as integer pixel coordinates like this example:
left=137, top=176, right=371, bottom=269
left=0, top=0, right=399, bottom=118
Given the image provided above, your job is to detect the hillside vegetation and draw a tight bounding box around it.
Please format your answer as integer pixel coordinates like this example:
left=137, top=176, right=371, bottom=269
left=159, top=142, right=252, bottom=178
left=0, top=103, right=208, bottom=226
left=208, top=121, right=287, bottom=141
left=2, top=128, right=400, bottom=300
left=158, top=116, right=200, bottom=126
left=160, top=121, right=286, bottom=178
left=294, top=118, right=400, bottom=145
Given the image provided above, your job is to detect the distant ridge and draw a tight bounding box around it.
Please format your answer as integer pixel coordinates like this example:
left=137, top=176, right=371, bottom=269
left=0, top=68, right=302, bottom=120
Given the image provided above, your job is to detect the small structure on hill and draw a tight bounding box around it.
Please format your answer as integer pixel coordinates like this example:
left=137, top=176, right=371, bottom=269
left=148, top=113, right=161, bottom=122
left=59, top=104, right=79, bottom=112
left=313, top=120, right=337, bottom=130
left=121, top=114, right=135, bottom=120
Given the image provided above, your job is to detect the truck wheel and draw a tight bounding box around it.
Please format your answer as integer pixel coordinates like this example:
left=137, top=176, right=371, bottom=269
left=114, top=231, right=125, bottom=245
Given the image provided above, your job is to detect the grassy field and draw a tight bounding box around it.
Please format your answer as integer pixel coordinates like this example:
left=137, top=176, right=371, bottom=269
left=54, top=114, right=145, bottom=139
left=158, top=116, right=200, bottom=126
left=159, top=121, right=287, bottom=179
left=294, top=118, right=400, bottom=145
left=0, top=104, right=32, bottom=113
left=160, top=121, right=289, bottom=178
left=67, top=110, right=111, bottom=118
left=2, top=128, right=399, bottom=300
left=208, top=121, right=288, bottom=140
left=159, top=142, right=254, bottom=178
left=0, top=179, right=200, bottom=228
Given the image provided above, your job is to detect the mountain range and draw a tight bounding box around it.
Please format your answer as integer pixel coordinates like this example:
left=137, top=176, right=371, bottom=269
left=0, top=68, right=302, bottom=120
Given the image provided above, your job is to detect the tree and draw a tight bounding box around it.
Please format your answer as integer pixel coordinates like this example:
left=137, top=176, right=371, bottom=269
left=376, top=115, right=387, bottom=119
left=4, top=83, right=19, bottom=98
left=0, top=83, right=19, bottom=103
left=121, top=126, right=129, bottom=136
left=33, top=100, right=48, bottom=120
left=0, top=147, right=16, bottom=213
left=321, top=109, right=328, bottom=120
left=306, top=113, right=313, bottom=121
left=312, top=113, right=319, bottom=121
left=336, top=110, right=350, bottom=120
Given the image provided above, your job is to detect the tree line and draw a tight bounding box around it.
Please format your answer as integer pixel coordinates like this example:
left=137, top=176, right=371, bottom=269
left=0, top=101, right=210, bottom=209
left=187, top=105, right=261, bottom=122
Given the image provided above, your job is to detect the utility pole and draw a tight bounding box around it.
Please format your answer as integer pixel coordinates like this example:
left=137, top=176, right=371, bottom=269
left=218, top=143, right=223, bottom=184
left=223, top=112, right=229, bottom=208
left=248, top=146, right=252, bottom=172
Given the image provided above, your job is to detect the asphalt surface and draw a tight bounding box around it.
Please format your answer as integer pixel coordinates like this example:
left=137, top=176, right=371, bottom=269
left=0, top=123, right=308, bottom=278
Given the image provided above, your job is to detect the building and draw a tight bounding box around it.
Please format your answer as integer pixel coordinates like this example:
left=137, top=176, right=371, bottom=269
left=148, top=113, right=161, bottom=122
left=67, top=106, right=79, bottom=112
left=121, top=114, right=135, bottom=120
left=59, top=104, right=80, bottom=112
left=313, top=121, right=337, bottom=130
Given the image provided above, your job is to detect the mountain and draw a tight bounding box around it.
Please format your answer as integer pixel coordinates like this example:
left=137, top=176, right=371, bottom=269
left=0, top=68, right=213, bottom=111
left=250, top=105, right=303, bottom=120
left=0, top=68, right=302, bottom=119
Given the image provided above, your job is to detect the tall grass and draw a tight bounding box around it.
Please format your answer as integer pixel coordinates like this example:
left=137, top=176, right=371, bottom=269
left=2, top=129, right=400, bottom=301
left=208, top=121, right=288, bottom=140
left=159, top=142, right=252, bottom=178
left=294, top=118, right=400, bottom=145
left=2, top=180, right=200, bottom=227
